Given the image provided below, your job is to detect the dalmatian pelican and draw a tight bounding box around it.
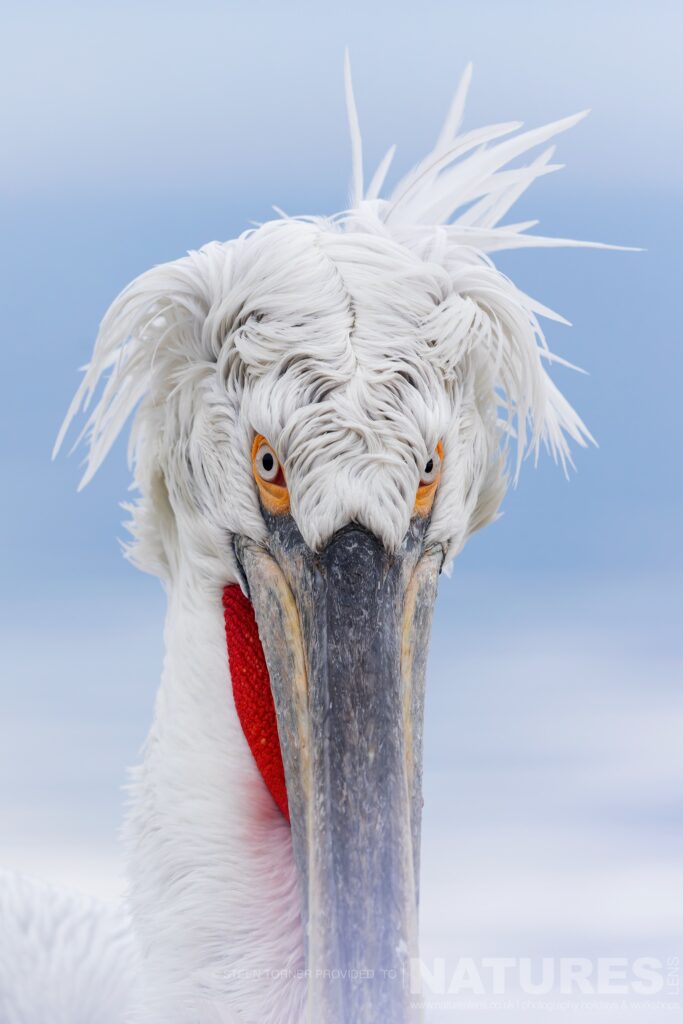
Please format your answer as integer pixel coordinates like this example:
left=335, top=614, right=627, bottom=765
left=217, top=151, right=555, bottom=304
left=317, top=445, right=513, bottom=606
left=0, top=58, right=621, bottom=1024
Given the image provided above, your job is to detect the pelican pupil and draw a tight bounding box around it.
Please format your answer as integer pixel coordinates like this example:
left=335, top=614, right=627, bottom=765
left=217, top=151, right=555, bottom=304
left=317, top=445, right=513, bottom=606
left=262, top=452, right=274, bottom=472
left=424, top=459, right=433, bottom=475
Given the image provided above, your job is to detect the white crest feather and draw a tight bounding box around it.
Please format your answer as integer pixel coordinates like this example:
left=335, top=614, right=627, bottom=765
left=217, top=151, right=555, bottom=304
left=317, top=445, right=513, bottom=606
left=344, top=49, right=364, bottom=208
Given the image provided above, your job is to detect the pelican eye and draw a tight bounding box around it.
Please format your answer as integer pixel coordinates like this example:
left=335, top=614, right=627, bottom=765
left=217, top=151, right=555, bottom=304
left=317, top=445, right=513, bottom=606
left=252, top=434, right=289, bottom=514
left=414, top=441, right=444, bottom=516
left=256, top=443, right=280, bottom=481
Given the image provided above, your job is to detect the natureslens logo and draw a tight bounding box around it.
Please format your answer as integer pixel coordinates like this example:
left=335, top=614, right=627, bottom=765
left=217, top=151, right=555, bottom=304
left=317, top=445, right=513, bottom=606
left=408, top=956, right=681, bottom=1014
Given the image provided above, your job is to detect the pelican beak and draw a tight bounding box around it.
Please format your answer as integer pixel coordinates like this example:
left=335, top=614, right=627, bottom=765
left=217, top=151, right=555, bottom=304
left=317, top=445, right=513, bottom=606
left=236, top=515, right=442, bottom=1024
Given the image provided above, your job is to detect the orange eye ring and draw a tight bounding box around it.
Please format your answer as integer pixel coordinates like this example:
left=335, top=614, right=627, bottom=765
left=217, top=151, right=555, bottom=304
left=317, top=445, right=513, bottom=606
left=414, top=440, right=443, bottom=517
left=251, top=434, right=290, bottom=515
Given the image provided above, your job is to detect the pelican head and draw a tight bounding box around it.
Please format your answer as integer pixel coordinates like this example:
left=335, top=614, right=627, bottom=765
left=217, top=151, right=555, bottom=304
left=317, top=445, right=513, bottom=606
left=56, top=63, right=611, bottom=1024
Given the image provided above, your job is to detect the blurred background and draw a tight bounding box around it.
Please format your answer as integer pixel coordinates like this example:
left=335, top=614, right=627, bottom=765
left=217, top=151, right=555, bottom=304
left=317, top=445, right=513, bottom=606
left=1, top=1, right=681, bottom=1020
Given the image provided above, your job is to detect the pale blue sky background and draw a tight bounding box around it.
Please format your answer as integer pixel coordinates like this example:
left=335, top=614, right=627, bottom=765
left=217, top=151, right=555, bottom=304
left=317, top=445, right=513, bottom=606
left=1, top=3, right=682, bottom=1018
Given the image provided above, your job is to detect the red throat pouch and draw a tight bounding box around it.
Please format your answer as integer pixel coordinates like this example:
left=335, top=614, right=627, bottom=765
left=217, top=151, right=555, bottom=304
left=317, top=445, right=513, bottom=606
left=222, top=584, right=289, bottom=821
